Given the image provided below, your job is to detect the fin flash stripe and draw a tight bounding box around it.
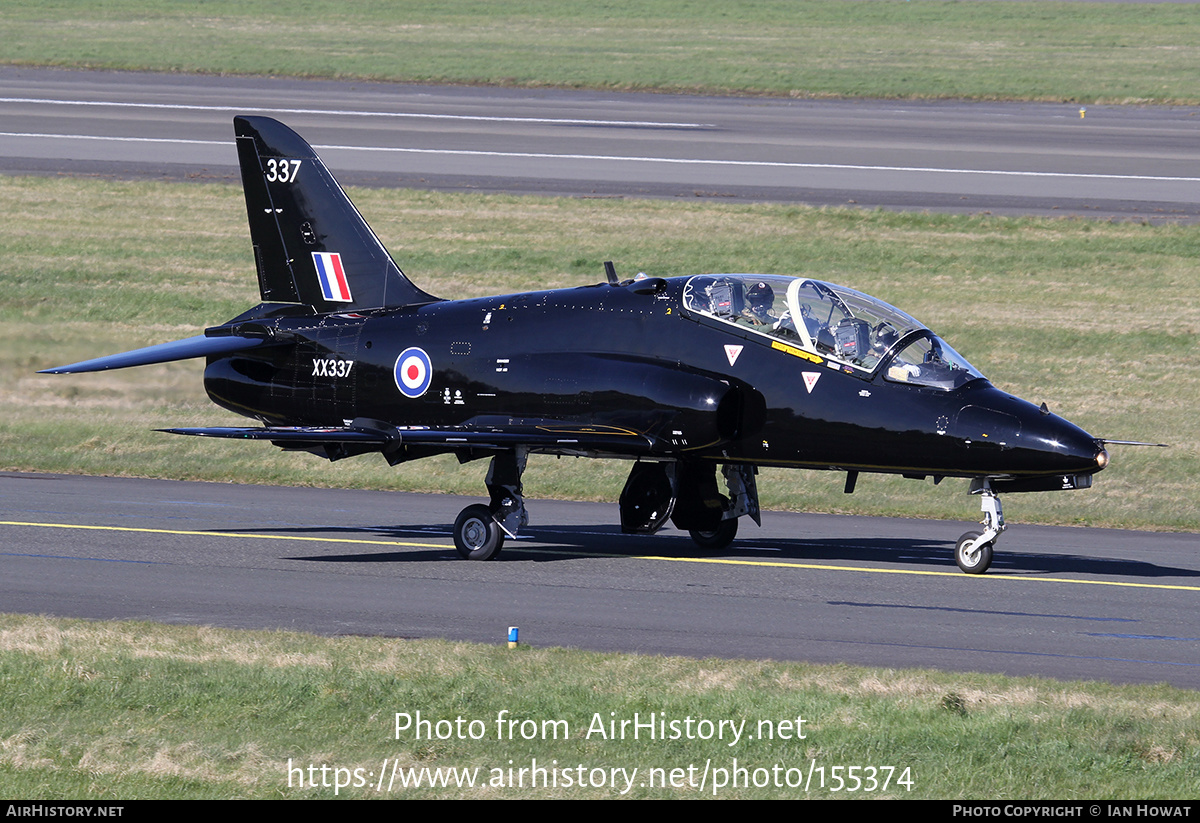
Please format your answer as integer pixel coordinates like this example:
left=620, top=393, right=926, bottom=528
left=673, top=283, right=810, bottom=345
left=313, top=252, right=352, bottom=302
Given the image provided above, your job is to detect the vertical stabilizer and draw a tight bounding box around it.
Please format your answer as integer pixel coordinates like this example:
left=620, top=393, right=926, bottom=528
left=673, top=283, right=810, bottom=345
left=234, top=116, right=440, bottom=311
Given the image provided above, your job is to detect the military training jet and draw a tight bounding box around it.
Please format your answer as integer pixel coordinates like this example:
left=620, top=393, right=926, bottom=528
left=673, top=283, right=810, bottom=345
left=43, top=116, right=1130, bottom=574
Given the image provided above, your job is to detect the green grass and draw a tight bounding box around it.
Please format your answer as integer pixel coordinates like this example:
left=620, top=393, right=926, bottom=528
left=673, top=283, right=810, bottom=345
left=2, top=175, right=1196, bottom=531
left=1, top=614, right=1197, bottom=799
left=3, top=1, right=1200, bottom=103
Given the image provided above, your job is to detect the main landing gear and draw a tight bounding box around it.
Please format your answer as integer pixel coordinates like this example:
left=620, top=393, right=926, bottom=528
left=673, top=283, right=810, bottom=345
left=686, top=463, right=759, bottom=551
left=453, top=504, right=504, bottom=560
left=452, top=455, right=761, bottom=560
left=452, top=448, right=528, bottom=561
left=688, top=517, right=739, bottom=550
left=955, top=478, right=1006, bottom=574
left=618, top=460, right=759, bottom=552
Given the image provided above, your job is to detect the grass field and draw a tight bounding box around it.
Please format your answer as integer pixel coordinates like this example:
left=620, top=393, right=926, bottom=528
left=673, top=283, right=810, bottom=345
left=4, top=174, right=1195, bottom=531
left=1, top=614, right=1197, bottom=799
left=3, top=1, right=1200, bottom=103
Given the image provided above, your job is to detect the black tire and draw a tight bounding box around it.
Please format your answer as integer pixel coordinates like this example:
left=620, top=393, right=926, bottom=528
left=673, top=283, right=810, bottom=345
left=955, top=530, right=993, bottom=574
left=454, top=504, right=505, bottom=560
left=689, top=518, right=738, bottom=551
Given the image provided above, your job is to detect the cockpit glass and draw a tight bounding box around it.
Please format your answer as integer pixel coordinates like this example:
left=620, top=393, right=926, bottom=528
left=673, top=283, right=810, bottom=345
left=681, top=274, right=985, bottom=388
left=883, top=333, right=984, bottom=390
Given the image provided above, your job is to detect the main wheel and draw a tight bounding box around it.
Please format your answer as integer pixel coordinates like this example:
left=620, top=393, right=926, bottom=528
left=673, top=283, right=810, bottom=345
left=454, top=504, right=505, bottom=560
left=689, top=518, right=738, bottom=551
left=955, top=530, right=993, bottom=574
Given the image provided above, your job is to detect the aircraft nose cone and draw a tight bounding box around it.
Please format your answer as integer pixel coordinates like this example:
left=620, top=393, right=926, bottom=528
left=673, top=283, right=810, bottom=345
left=1015, top=403, right=1108, bottom=476
left=952, top=389, right=1105, bottom=476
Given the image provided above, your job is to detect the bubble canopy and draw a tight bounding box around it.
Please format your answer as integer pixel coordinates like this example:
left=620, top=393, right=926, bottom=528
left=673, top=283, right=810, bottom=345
left=682, top=274, right=985, bottom=390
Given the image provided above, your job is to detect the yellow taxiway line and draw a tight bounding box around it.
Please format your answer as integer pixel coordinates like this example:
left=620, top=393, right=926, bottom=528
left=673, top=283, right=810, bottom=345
left=3, top=519, right=1198, bottom=593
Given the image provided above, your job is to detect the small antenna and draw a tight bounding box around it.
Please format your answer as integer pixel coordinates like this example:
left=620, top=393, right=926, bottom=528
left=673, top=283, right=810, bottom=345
left=603, top=261, right=618, bottom=284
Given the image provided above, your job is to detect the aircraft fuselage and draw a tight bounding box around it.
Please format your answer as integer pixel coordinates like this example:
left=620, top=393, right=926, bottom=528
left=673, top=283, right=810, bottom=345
left=204, top=276, right=1101, bottom=485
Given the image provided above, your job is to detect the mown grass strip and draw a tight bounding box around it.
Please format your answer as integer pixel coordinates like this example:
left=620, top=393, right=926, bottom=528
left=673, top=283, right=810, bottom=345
left=1, top=614, right=1197, bottom=799
left=3, top=1, right=1200, bottom=103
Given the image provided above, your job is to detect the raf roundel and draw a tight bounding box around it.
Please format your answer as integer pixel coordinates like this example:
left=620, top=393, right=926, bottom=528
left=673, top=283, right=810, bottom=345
left=394, top=347, right=433, bottom=398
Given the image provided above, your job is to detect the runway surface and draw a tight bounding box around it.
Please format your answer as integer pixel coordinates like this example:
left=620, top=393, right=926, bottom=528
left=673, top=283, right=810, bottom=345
left=4, top=473, right=1199, bottom=689
left=2, top=66, right=1199, bottom=219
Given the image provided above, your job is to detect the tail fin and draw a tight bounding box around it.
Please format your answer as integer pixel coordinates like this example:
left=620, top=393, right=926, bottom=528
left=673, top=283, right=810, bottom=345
left=234, top=116, right=439, bottom=311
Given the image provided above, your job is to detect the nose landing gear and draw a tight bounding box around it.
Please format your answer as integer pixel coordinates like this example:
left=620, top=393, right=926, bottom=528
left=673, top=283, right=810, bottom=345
left=956, top=479, right=1005, bottom=574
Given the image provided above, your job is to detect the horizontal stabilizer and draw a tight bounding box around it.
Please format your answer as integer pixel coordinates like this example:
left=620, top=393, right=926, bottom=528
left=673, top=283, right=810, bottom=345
left=40, top=335, right=263, bottom=374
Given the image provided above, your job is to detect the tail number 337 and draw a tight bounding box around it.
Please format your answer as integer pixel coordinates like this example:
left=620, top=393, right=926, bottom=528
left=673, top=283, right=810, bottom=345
left=265, top=158, right=302, bottom=183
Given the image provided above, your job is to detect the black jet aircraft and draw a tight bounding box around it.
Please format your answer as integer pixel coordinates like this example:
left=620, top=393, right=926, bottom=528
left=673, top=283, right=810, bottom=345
left=44, top=116, right=1127, bottom=574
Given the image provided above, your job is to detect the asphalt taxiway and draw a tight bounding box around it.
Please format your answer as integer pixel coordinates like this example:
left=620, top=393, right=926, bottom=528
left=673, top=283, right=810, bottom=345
left=4, top=473, right=1198, bottom=688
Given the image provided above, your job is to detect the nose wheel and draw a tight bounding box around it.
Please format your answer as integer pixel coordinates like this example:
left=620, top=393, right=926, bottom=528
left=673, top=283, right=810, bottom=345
left=954, top=530, right=993, bottom=574
left=956, top=479, right=1005, bottom=574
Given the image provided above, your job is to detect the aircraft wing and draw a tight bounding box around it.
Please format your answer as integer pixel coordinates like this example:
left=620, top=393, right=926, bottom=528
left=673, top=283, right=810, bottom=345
left=161, top=420, right=656, bottom=460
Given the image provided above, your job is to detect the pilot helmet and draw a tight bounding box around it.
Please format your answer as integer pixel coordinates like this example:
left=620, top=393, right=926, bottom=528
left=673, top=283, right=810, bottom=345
left=746, top=281, right=774, bottom=315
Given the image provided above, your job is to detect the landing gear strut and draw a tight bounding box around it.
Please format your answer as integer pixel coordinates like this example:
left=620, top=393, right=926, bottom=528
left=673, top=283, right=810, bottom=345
left=455, top=454, right=762, bottom=560
left=956, top=479, right=1005, bottom=574
left=453, top=448, right=528, bottom=561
